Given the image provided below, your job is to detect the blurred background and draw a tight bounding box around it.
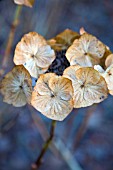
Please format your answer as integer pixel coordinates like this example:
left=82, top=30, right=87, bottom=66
left=0, top=0, right=113, bottom=170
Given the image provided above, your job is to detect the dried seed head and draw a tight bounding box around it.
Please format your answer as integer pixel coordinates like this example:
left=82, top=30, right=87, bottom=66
left=0, top=65, right=32, bottom=107
left=31, top=73, right=74, bottom=121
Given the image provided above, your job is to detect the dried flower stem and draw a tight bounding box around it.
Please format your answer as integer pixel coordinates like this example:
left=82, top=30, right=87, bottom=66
left=32, top=120, right=56, bottom=170
left=0, top=5, right=22, bottom=76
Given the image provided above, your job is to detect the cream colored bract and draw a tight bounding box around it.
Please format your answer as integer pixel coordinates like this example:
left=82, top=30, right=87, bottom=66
left=0, top=65, right=32, bottom=107
left=63, top=66, right=108, bottom=108
left=14, top=32, right=55, bottom=78
left=66, top=33, right=105, bottom=67
left=31, top=73, right=74, bottom=121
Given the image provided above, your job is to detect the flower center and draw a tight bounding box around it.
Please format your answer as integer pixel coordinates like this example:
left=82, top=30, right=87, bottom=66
left=51, top=91, right=55, bottom=98
left=108, top=72, right=112, bottom=76
left=19, top=85, right=23, bottom=89
left=31, top=54, right=35, bottom=58
left=51, top=94, right=55, bottom=98
left=80, top=84, right=84, bottom=88
left=46, top=50, right=70, bottom=75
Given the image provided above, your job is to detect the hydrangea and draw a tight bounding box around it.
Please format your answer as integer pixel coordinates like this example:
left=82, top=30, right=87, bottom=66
left=1, top=28, right=113, bottom=120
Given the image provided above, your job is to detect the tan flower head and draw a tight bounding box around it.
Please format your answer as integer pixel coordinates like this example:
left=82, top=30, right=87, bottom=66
left=14, top=32, right=55, bottom=78
left=66, top=33, right=105, bottom=67
left=0, top=65, right=32, bottom=107
left=63, top=66, right=108, bottom=108
left=105, top=54, right=113, bottom=68
left=47, top=29, right=80, bottom=51
left=14, top=0, right=35, bottom=7
left=31, top=73, right=74, bottom=121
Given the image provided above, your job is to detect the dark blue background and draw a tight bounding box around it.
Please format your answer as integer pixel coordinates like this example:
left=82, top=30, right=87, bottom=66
left=0, top=0, right=113, bottom=170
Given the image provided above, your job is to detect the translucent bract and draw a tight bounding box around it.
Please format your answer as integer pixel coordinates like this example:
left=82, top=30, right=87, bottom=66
left=14, top=32, right=55, bottom=78
left=31, top=73, right=74, bottom=121
left=0, top=65, right=32, bottom=107
left=63, top=66, right=108, bottom=108
left=66, top=33, right=105, bottom=67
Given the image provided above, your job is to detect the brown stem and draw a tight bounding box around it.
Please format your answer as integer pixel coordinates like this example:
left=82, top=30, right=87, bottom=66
left=0, top=5, right=22, bottom=76
left=32, top=120, right=56, bottom=170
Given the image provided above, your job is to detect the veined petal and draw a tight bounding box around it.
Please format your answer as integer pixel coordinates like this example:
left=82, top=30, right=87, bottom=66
left=14, top=32, right=56, bottom=78
left=66, top=33, right=105, bottom=67
left=63, top=66, right=108, bottom=108
left=31, top=73, right=74, bottom=121
left=0, top=65, right=32, bottom=107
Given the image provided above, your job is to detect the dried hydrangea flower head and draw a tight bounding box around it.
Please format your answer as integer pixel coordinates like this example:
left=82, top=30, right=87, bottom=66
left=105, top=54, right=113, bottom=68
left=47, top=29, right=80, bottom=51
left=14, top=0, right=35, bottom=7
left=31, top=73, right=74, bottom=121
left=63, top=66, right=108, bottom=108
left=94, top=64, right=113, bottom=95
left=14, top=32, right=55, bottom=78
left=0, top=65, right=32, bottom=107
left=66, top=32, right=106, bottom=67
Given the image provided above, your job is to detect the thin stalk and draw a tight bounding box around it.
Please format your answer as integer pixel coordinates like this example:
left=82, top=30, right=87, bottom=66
left=0, top=5, right=22, bottom=76
left=32, top=120, right=56, bottom=170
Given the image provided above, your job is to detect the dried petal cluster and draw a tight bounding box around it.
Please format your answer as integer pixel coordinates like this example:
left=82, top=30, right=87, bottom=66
left=31, top=73, right=74, bottom=121
left=0, top=65, right=32, bottom=107
left=63, top=66, right=108, bottom=108
left=1, top=28, right=113, bottom=121
left=66, top=32, right=106, bottom=67
left=14, top=32, right=55, bottom=78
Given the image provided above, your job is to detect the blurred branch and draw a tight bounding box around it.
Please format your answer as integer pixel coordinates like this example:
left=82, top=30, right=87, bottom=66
left=0, top=113, right=19, bottom=132
left=0, top=5, right=22, bottom=76
left=32, top=120, right=56, bottom=170
left=73, top=105, right=97, bottom=150
left=54, top=139, right=83, bottom=170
